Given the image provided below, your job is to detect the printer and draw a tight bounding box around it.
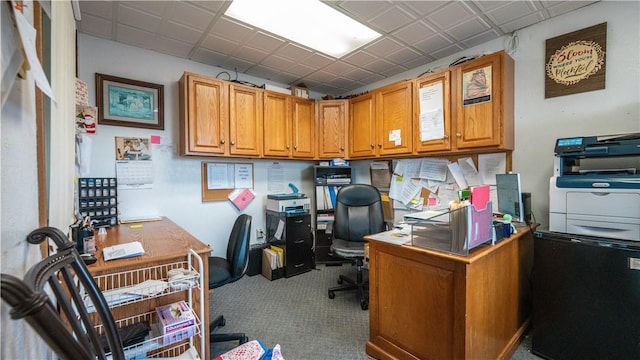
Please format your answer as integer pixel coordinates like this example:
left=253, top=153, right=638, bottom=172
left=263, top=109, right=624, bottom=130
left=549, top=132, right=640, bottom=241
left=266, top=193, right=310, bottom=214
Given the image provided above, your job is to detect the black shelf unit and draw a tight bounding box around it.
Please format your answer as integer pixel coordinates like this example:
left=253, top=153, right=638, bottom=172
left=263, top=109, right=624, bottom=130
left=313, top=165, right=353, bottom=264
left=77, top=177, right=118, bottom=227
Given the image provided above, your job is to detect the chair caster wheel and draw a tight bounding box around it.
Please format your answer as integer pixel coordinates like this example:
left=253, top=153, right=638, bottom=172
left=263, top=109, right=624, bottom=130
left=360, top=300, right=368, bottom=310
left=240, top=336, right=249, bottom=344
left=328, top=291, right=335, bottom=299
left=220, top=318, right=226, bottom=327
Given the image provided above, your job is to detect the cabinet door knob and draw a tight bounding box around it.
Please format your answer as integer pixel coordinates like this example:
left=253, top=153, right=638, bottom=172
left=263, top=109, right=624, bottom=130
left=370, top=144, right=374, bottom=149
left=294, top=145, right=297, bottom=150
left=456, top=133, right=462, bottom=138
left=378, top=144, right=382, bottom=148
left=287, top=145, right=290, bottom=149
left=231, top=141, right=235, bottom=145
left=340, top=147, right=344, bottom=151
left=444, top=134, right=449, bottom=139
left=220, top=139, right=225, bottom=144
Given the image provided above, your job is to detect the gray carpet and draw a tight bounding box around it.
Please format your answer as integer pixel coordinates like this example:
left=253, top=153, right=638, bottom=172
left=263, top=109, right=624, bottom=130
left=209, top=264, right=542, bottom=359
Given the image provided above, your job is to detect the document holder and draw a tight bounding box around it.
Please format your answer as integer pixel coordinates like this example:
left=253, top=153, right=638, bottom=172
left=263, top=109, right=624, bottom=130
left=410, top=201, right=493, bottom=256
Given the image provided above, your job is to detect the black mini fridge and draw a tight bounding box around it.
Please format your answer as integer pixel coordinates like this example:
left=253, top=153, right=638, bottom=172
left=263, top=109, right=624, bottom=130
left=532, top=230, right=640, bottom=359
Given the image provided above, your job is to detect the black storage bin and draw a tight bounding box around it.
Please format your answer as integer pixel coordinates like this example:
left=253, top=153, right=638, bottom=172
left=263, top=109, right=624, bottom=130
left=247, top=243, right=269, bottom=276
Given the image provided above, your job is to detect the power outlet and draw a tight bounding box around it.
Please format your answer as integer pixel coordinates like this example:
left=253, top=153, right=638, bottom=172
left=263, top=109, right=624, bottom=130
left=256, top=228, right=265, bottom=239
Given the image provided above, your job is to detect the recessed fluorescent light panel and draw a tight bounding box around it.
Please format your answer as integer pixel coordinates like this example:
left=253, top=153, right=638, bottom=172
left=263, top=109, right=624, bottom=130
left=225, top=0, right=381, bottom=58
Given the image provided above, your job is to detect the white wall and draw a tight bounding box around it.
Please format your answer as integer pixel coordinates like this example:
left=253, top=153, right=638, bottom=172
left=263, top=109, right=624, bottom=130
left=78, top=1, right=639, bottom=256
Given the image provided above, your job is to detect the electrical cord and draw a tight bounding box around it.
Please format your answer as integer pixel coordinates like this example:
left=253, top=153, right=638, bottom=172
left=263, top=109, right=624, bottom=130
left=505, top=31, right=519, bottom=55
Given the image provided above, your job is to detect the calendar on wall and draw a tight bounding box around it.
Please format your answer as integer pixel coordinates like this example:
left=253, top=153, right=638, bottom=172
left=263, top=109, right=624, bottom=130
left=116, top=160, right=153, bottom=189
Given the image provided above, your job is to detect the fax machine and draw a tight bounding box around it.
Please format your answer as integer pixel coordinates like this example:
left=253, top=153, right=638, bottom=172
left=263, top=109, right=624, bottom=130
left=549, top=133, right=640, bottom=241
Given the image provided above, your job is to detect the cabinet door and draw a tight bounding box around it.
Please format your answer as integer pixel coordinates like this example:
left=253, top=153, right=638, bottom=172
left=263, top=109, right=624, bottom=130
left=316, top=100, right=347, bottom=159
left=179, top=73, right=228, bottom=155
left=414, top=70, right=452, bottom=153
left=229, top=84, right=263, bottom=156
left=291, top=97, right=315, bottom=159
left=376, top=81, right=413, bottom=156
left=349, top=93, right=376, bottom=158
left=263, top=91, right=291, bottom=158
left=453, top=51, right=512, bottom=149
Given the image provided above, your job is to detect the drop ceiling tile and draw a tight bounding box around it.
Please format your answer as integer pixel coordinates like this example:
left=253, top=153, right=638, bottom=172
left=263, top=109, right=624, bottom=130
left=160, top=21, right=202, bottom=45
left=78, top=13, right=113, bottom=39
left=385, top=47, right=422, bottom=65
left=413, top=34, right=454, bottom=54
left=187, top=0, right=227, bottom=13
left=120, top=1, right=167, bottom=17
left=342, top=50, right=378, bottom=67
left=79, top=1, right=113, bottom=19
left=271, top=72, right=299, bottom=85
left=222, top=56, right=254, bottom=73
left=446, top=17, right=492, bottom=41
left=191, top=48, right=229, bottom=67
left=306, top=70, right=337, bottom=82
left=358, top=72, right=386, bottom=85
left=379, top=64, right=408, bottom=77
left=201, top=34, right=239, bottom=54
left=426, top=2, right=475, bottom=30
left=429, top=44, right=465, bottom=59
left=461, top=29, right=501, bottom=48
left=337, top=1, right=393, bottom=23
left=117, top=3, right=162, bottom=33
left=545, top=1, right=596, bottom=17
left=483, top=1, right=537, bottom=25
left=246, top=64, right=281, bottom=82
left=499, top=12, right=546, bottom=33
left=286, top=63, right=316, bottom=78
left=115, top=24, right=157, bottom=50
left=153, top=36, right=193, bottom=58
left=328, top=77, right=357, bottom=89
left=277, top=43, right=314, bottom=62
left=404, top=56, right=434, bottom=71
left=261, top=55, right=297, bottom=70
left=170, top=1, right=216, bottom=31
left=303, top=53, right=334, bottom=68
left=343, top=67, right=375, bottom=82
left=232, top=46, right=269, bottom=64
left=323, top=61, right=358, bottom=75
left=365, top=37, right=405, bottom=57
left=399, top=1, right=449, bottom=17
left=245, top=32, right=285, bottom=53
left=211, top=17, right=254, bottom=44
left=369, top=6, right=416, bottom=33
left=364, top=58, right=396, bottom=74
left=393, top=21, right=437, bottom=45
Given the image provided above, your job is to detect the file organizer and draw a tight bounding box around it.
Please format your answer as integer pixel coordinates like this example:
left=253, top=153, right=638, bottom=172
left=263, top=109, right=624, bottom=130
left=410, top=201, right=493, bottom=256
left=78, top=177, right=118, bottom=227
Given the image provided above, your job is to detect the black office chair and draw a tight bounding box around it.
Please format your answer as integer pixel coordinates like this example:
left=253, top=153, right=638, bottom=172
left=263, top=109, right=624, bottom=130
left=208, top=214, right=251, bottom=345
left=0, top=227, right=125, bottom=360
left=327, top=184, right=386, bottom=310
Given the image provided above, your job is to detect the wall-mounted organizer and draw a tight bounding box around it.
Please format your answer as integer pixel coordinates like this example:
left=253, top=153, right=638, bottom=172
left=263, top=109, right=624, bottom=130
left=78, top=177, right=118, bottom=227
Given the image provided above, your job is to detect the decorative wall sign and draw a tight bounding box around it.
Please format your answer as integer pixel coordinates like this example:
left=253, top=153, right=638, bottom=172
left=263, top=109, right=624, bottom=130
left=463, top=65, right=492, bottom=105
left=545, top=22, right=606, bottom=99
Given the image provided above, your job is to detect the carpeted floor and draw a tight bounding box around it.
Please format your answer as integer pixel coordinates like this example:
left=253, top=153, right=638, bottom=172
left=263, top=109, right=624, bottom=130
left=209, top=264, right=542, bottom=359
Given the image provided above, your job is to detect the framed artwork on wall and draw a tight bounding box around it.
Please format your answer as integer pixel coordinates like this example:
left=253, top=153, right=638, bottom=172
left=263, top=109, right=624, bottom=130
left=95, top=73, right=164, bottom=130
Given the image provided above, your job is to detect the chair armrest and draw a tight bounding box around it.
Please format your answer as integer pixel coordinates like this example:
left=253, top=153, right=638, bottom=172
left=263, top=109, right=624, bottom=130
left=384, top=220, right=394, bottom=231
left=325, top=221, right=334, bottom=235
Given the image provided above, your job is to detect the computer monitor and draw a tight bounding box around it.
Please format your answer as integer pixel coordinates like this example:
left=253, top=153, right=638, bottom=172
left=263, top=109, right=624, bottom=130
left=495, top=173, right=525, bottom=223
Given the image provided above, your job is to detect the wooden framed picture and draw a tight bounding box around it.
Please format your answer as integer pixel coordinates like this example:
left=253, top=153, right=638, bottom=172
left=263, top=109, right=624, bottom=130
left=95, top=73, right=164, bottom=130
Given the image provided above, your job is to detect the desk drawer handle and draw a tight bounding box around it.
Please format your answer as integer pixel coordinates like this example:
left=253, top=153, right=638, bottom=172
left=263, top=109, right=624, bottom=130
left=293, top=219, right=303, bottom=224
left=294, top=263, right=305, bottom=268
left=294, top=239, right=305, bottom=244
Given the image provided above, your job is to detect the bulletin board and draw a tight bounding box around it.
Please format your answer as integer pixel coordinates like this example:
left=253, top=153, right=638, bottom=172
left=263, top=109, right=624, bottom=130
left=201, top=162, right=254, bottom=202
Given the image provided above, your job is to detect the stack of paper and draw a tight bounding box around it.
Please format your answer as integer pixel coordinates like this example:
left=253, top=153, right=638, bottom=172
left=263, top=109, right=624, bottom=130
left=103, top=241, right=145, bottom=261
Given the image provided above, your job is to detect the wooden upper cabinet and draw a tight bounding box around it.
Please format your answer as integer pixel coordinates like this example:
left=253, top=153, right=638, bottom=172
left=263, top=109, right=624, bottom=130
left=229, top=83, right=263, bottom=157
left=349, top=93, right=376, bottom=159
left=263, top=91, right=291, bottom=158
left=376, top=81, right=413, bottom=156
left=316, top=100, right=348, bottom=159
left=413, top=70, right=452, bottom=153
left=291, top=97, right=315, bottom=159
left=179, top=72, right=228, bottom=156
left=452, top=50, right=514, bottom=150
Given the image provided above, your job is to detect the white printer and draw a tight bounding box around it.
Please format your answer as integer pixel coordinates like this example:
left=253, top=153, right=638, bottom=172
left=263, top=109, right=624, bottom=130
left=549, top=133, right=640, bottom=241
left=266, top=193, right=310, bottom=214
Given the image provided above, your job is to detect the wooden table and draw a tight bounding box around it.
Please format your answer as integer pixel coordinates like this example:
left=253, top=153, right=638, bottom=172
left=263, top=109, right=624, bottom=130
left=89, top=217, right=211, bottom=360
left=366, top=225, right=535, bottom=360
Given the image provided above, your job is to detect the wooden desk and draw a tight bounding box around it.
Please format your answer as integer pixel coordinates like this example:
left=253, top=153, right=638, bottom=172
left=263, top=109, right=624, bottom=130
left=366, top=225, right=535, bottom=360
left=89, top=217, right=211, bottom=360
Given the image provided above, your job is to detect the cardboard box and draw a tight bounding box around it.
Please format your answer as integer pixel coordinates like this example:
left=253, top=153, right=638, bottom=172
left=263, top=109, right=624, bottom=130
left=155, top=301, right=196, bottom=346
left=261, top=249, right=284, bottom=281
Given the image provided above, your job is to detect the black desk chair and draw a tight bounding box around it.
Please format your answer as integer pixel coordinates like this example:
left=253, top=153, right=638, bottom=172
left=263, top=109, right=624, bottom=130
left=0, top=227, right=125, bottom=360
left=208, top=214, right=251, bottom=345
left=327, top=184, right=386, bottom=310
